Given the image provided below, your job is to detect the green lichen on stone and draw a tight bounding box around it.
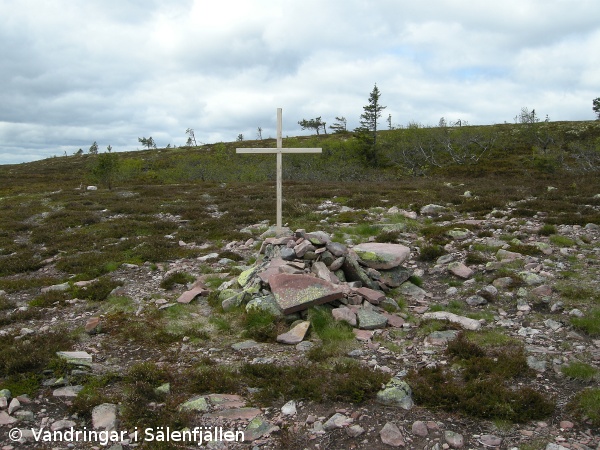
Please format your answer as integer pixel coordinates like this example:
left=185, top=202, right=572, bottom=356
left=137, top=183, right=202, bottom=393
left=179, top=396, right=209, bottom=412
left=238, top=267, right=257, bottom=287
left=355, top=249, right=385, bottom=263
left=376, top=377, right=414, bottom=410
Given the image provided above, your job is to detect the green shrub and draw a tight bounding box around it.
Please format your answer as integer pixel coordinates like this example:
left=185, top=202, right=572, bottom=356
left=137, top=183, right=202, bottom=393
left=29, top=290, right=70, bottom=307
left=568, top=388, right=600, bottom=427
left=159, top=272, right=195, bottom=290
left=538, top=224, right=557, bottom=236
left=549, top=235, right=576, bottom=247
left=408, top=335, right=554, bottom=422
left=418, top=245, right=445, bottom=262
left=0, top=295, right=15, bottom=311
left=242, top=308, right=283, bottom=342
left=308, top=306, right=354, bottom=342
left=72, top=277, right=121, bottom=301
left=0, top=250, right=43, bottom=276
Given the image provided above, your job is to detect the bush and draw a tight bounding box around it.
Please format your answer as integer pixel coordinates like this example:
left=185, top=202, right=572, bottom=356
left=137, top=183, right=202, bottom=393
left=407, top=333, right=554, bottom=422
left=568, top=388, right=600, bottom=427
left=159, top=272, right=195, bottom=290
left=418, top=245, right=445, bottom=261
left=538, top=224, right=557, bottom=236
left=72, top=277, right=121, bottom=301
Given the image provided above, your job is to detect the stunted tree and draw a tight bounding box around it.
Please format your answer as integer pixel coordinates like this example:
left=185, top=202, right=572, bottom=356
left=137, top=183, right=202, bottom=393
left=298, top=117, right=326, bottom=135
left=89, top=141, right=98, bottom=155
left=185, top=128, right=197, bottom=146
left=329, top=116, right=347, bottom=133
left=593, top=97, right=600, bottom=120
left=355, top=83, right=386, bottom=166
left=257, top=127, right=263, bottom=140
left=138, top=137, right=156, bottom=149
left=92, top=152, right=119, bottom=190
left=360, top=84, right=386, bottom=143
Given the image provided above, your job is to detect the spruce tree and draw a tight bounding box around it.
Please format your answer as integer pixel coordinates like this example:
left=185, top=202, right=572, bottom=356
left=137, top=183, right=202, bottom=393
left=356, top=84, right=386, bottom=166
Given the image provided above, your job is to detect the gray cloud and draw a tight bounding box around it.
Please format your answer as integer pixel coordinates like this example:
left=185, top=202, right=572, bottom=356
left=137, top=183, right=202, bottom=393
left=1, top=0, right=598, bottom=164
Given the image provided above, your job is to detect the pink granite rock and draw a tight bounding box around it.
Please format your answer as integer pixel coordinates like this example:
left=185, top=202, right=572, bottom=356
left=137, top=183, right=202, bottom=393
left=353, top=329, right=374, bottom=341
left=269, top=274, right=344, bottom=314
left=257, top=258, right=287, bottom=284
left=355, top=287, right=385, bottom=305
left=380, top=422, right=405, bottom=447
left=177, top=281, right=209, bottom=304
left=204, top=407, right=261, bottom=420
left=447, top=262, right=474, bottom=279
left=332, top=306, right=357, bottom=327
left=353, top=243, right=410, bottom=270
left=277, top=321, right=310, bottom=344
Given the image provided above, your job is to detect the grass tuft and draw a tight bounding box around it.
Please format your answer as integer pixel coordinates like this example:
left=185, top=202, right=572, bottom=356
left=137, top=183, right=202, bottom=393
left=570, top=307, right=600, bottom=337
left=561, top=362, right=599, bottom=381
left=568, top=388, right=600, bottom=427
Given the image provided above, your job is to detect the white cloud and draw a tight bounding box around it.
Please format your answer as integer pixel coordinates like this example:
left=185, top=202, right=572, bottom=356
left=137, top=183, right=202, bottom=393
left=0, top=0, right=598, bottom=164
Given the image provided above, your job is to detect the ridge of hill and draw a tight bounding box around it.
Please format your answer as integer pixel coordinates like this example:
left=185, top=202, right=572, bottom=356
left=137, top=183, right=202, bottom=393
left=0, top=119, right=599, bottom=449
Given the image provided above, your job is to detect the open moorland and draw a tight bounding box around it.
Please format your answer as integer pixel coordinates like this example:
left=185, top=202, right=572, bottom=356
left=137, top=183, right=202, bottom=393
left=0, top=120, right=599, bottom=449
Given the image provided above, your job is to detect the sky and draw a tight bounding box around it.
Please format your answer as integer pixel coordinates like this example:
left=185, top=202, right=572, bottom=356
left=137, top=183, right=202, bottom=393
left=1, top=0, right=599, bottom=165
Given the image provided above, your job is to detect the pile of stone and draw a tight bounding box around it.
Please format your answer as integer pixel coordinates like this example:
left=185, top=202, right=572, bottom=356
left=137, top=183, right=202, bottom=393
left=214, top=229, right=414, bottom=335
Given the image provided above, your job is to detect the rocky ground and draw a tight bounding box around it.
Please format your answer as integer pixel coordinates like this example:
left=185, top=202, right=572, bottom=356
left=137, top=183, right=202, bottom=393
left=1, top=201, right=599, bottom=450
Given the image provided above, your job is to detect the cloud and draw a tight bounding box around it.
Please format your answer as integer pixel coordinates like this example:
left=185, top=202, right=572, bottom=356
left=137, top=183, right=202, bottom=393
left=0, top=0, right=598, bottom=164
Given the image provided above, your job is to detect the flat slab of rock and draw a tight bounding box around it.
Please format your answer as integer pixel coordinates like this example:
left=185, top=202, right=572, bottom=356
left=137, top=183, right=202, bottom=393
left=355, top=287, right=385, bottom=305
left=231, top=340, right=261, bottom=351
left=398, top=281, right=427, bottom=300
left=422, top=311, right=481, bottom=330
left=357, top=309, right=388, bottom=330
left=257, top=258, right=287, bottom=284
left=353, top=329, right=374, bottom=341
left=353, top=243, right=410, bottom=270
left=53, top=386, right=84, bottom=397
left=378, top=266, right=412, bottom=287
left=56, top=351, right=92, bottom=364
left=448, top=262, right=474, bottom=279
left=277, top=321, right=310, bottom=344
left=244, top=416, right=278, bottom=442
left=180, top=396, right=209, bottom=412
left=269, top=273, right=344, bottom=314
left=207, top=394, right=246, bottom=410
left=205, top=407, right=261, bottom=421
left=176, top=281, right=209, bottom=304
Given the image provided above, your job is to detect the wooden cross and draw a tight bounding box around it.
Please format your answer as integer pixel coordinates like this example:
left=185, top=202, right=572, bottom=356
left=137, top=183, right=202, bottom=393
left=236, top=108, right=322, bottom=230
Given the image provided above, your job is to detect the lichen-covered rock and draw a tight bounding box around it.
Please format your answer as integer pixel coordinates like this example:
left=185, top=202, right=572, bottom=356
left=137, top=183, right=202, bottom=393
left=179, top=396, right=209, bottom=412
left=357, top=309, right=388, bottom=330
left=269, top=273, right=344, bottom=314
left=276, top=321, right=310, bottom=344
left=378, top=266, right=412, bottom=287
left=353, top=243, right=410, bottom=270
left=376, top=378, right=414, bottom=410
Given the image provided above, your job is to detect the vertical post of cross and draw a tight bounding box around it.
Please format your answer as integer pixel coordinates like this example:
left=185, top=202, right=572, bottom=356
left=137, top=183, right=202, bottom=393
left=236, top=108, right=322, bottom=232
left=276, top=108, right=283, bottom=229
